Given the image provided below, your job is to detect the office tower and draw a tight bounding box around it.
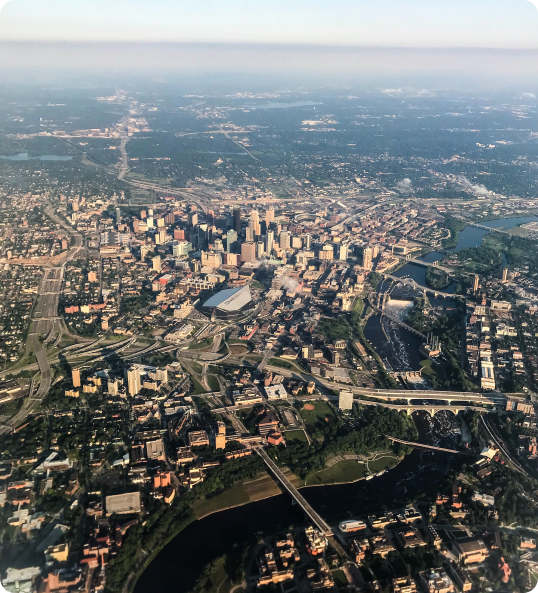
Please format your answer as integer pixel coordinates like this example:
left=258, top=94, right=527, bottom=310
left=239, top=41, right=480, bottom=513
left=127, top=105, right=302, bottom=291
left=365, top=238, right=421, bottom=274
left=241, top=242, right=256, bottom=263
left=251, top=210, right=261, bottom=236
left=152, top=255, right=161, bottom=272
left=188, top=211, right=199, bottom=227
left=280, top=230, right=291, bottom=250
left=339, top=243, right=349, bottom=261
left=165, top=213, right=175, bottom=225
left=140, top=244, right=150, bottom=261
left=174, top=229, right=185, bottom=240
left=305, top=233, right=312, bottom=250
left=115, top=207, right=121, bottom=224
left=132, top=219, right=140, bottom=233
left=226, top=229, right=237, bottom=253
left=213, top=238, right=224, bottom=252
left=292, top=237, right=302, bottom=249
left=148, top=208, right=154, bottom=217
left=140, top=210, right=147, bottom=219
left=266, top=230, right=274, bottom=256
left=266, top=208, right=275, bottom=226
left=502, top=267, right=508, bottom=283
left=72, top=368, right=81, bottom=388
left=339, top=390, right=354, bottom=411
left=233, top=208, right=242, bottom=235
left=256, top=241, right=265, bottom=259
left=362, top=247, right=373, bottom=270
left=372, top=244, right=379, bottom=258
left=126, top=367, right=141, bottom=396
left=156, top=217, right=165, bottom=228
left=146, top=217, right=154, bottom=228
left=473, top=274, right=479, bottom=292
left=246, top=225, right=254, bottom=243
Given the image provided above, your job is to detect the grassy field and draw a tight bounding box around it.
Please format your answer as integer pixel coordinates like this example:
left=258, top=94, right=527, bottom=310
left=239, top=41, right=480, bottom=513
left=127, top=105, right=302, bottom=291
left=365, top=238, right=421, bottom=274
left=332, top=569, right=349, bottom=588
left=352, top=298, right=364, bottom=314
left=305, top=459, right=366, bottom=486
left=300, top=400, right=336, bottom=430
left=207, top=375, right=220, bottom=392
left=285, top=429, right=308, bottom=444
left=188, top=337, right=214, bottom=350
left=190, top=376, right=207, bottom=395
left=193, top=472, right=280, bottom=518
left=269, top=357, right=294, bottom=370
left=368, top=455, right=400, bottom=473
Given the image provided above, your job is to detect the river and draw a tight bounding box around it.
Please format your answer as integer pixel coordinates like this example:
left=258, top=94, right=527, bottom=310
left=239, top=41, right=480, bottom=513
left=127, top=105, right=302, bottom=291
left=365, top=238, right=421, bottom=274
left=135, top=215, right=535, bottom=593
left=135, top=412, right=461, bottom=593
left=362, top=214, right=538, bottom=372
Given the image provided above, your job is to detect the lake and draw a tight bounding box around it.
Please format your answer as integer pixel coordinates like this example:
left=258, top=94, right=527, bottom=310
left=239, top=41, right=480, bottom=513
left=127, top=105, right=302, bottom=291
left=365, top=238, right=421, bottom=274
left=0, top=153, right=73, bottom=161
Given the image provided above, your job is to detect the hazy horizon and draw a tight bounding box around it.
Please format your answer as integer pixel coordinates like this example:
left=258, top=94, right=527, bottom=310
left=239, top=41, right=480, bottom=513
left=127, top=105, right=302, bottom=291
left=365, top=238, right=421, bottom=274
left=0, top=43, right=537, bottom=92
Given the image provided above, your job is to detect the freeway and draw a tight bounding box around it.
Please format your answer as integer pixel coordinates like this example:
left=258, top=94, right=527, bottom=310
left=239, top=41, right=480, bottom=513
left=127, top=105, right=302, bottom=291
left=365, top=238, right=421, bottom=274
left=0, top=335, right=51, bottom=435
left=480, top=414, right=527, bottom=474
left=262, top=365, right=503, bottom=405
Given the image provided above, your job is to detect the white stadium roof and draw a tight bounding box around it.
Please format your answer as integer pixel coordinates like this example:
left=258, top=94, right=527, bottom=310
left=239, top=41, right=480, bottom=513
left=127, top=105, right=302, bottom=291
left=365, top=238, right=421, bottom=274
left=203, top=285, right=252, bottom=312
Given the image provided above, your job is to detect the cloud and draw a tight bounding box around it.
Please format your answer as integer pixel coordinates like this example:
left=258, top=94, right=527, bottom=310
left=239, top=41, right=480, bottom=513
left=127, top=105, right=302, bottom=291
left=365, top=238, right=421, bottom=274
left=381, top=88, right=404, bottom=96
left=0, top=0, right=11, bottom=11
left=455, top=175, right=491, bottom=196
left=522, top=92, right=537, bottom=99
left=415, top=89, right=436, bottom=97
left=526, top=0, right=538, bottom=10
left=396, top=178, right=413, bottom=193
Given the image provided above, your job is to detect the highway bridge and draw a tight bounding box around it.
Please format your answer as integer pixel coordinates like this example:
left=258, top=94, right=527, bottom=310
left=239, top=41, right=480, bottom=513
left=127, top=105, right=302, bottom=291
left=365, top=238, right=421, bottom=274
left=255, top=447, right=333, bottom=536
left=381, top=274, right=457, bottom=299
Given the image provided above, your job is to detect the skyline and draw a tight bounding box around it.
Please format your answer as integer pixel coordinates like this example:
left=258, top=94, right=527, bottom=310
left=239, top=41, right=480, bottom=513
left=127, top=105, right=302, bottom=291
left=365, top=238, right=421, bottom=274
left=0, top=0, right=536, bottom=48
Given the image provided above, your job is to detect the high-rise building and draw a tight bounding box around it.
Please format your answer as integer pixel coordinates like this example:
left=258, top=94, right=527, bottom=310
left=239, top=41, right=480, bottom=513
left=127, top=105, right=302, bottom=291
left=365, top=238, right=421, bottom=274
left=213, top=238, right=224, bottom=252
left=305, top=233, right=312, bottom=250
left=256, top=241, right=265, bottom=259
left=126, top=367, right=141, bottom=396
left=226, top=229, right=237, bottom=253
left=156, top=229, right=167, bottom=244
left=339, top=390, right=354, bottom=411
left=241, top=242, right=256, bottom=263
left=188, top=211, right=199, bottom=227
left=292, top=237, right=303, bottom=249
left=201, top=251, right=222, bottom=269
left=140, top=244, right=150, bottom=261
left=363, top=247, right=373, bottom=270
left=318, top=245, right=334, bottom=260
left=233, top=208, right=242, bottom=235
left=280, top=230, right=291, bottom=250
left=72, top=369, right=81, bottom=388
left=156, top=217, right=165, bottom=228
left=152, top=255, right=162, bottom=272
left=502, top=267, right=508, bottom=283
left=266, top=230, right=274, bottom=256
left=174, top=228, right=186, bottom=241
left=173, top=241, right=193, bottom=257
left=212, top=422, right=227, bottom=450
left=473, top=274, right=479, bottom=292
left=251, top=210, right=261, bottom=237
left=339, top=243, right=349, bottom=261
left=246, top=223, right=254, bottom=243
left=115, top=207, right=121, bottom=224
left=266, top=208, right=275, bottom=226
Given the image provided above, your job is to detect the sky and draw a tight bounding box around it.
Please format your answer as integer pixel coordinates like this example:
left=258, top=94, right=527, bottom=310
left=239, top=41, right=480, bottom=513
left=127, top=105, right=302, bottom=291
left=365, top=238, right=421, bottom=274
left=0, top=0, right=537, bottom=86
left=0, top=0, right=537, bottom=48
